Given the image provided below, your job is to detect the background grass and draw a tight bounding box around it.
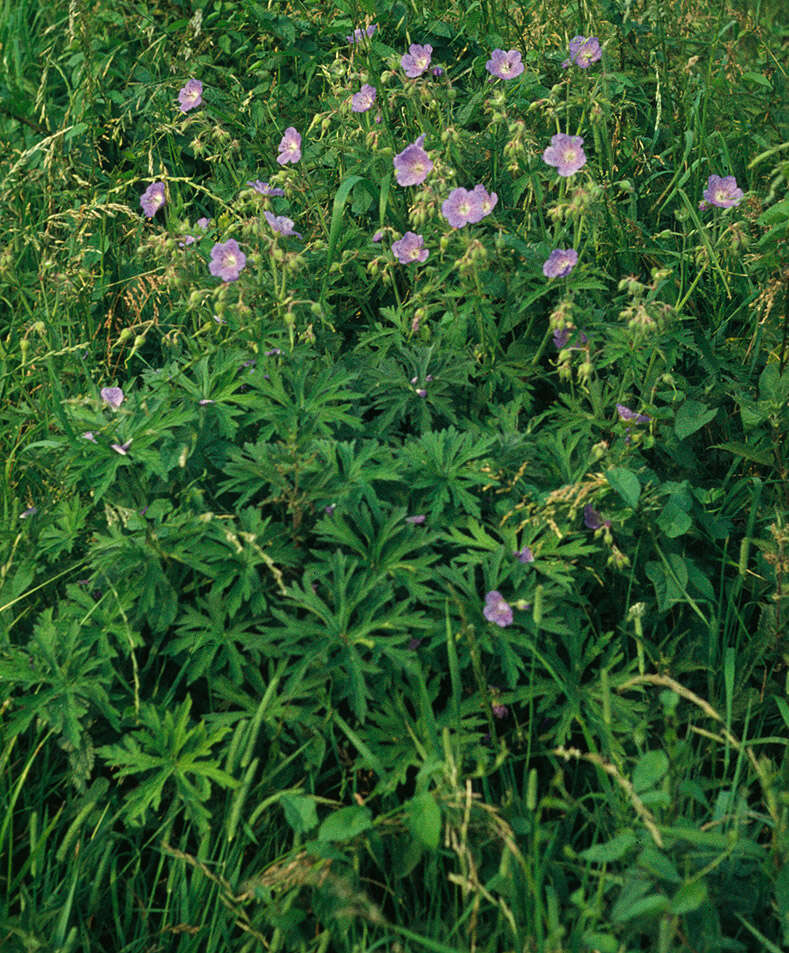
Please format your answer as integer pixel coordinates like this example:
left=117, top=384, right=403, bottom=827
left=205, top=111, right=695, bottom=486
left=1, top=0, right=787, bottom=950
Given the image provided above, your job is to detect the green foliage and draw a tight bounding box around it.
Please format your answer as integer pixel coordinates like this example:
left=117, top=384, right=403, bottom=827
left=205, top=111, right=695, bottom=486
left=0, top=0, right=787, bottom=950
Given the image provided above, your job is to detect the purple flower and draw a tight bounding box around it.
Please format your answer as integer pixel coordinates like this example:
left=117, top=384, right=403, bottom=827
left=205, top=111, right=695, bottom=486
left=492, top=703, right=509, bottom=719
left=372, top=230, right=383, bottom=242
left=543, top=248, right=579, bottom=278
left=277, top=127, right=301, bottom=165
left=486, top=49, right=524, bottom=80
left=82, top=431, right=97, bottom=442
left=701, top=174, right=744, bottom=209
left=111, top=439, right=132, bottom=456
left=483, top=591, right=513, bottom=627
left=100, top=387, right=124, bottom=409
left=248, top=180, right=285, bottom=197
left=543, top=134, right=587, bottom=176
left=562, top=36, right=602, bottom=69
left=264, top=210, right=302, bottom=239
left=472, top=184, right=498, bottom=218
left=140, top=182, right=165, bottom=218
left=392, top=232, right=429, bottom=264
left=553, top=328, right=588, bottom=350
left=441, top=187, right=484, bottom=228
left=405, top=514, right=426, bottom=524
left=196, top=217, right=211, bottom=231
left=393, top=134, right=433, bottom=186
left=265, top=348, right=282, bottom=356
left=432, top=66, right=444, bottom=77
left=178, top=235, right=196, bottom=248
left=178, top=78, right=203, bottom=112
left=19, top=506, right=37, bottom=519
left=401, top=43, right=433, bottom=78
left=616, top=404, right=650, bottom=424
left=209, top=239, right=247, bottom=281
left=583, top=505, right=611, bottom=531
left=351, top=83, right=377, bottom=113
left=347, top=23, right=377, bottom=44
left=515, top=546, right=534, bottom=563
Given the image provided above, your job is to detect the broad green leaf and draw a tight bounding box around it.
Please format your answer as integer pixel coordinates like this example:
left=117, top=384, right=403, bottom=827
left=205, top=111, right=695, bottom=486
left=657, top=500, right=692, bottom=537
left=281, top=793, right=319, bottom=834
left=670, top=880, right=708, bottom=914
left=633, top=750, right=669, bottom=792
left=606, top=467, right=641, bottom=508
left=580, top=830, right=636, bottom=863
left=318, top=805, right=373, bottom=842
left=612, top=893, right=669, bottom=923
left=581, top=934, right=618, bottom=953
left=638, top=847, right=680, bottom=883
left=407, top=792, right=441, bottom=849
left=674, top=400, right=717, bottom=440
left=759, top=363, right=789, bottom=403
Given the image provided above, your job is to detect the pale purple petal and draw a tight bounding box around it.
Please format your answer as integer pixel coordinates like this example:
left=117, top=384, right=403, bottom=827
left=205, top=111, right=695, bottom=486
left=565, top=36, right=601, bottom=69
left=542, top=133, right=587, bottom=176
left=277, top=127, right=301, bottom=165
left=392, top=232, right=428, bottom=264
left=702, top=174, right=744, bottom=208
left=543, top=248, right=578, bottom=278
left=401, top=43, right=433, bottom=78
left=248, top=180, right=285, bottom=197
left=441, top=187, right=484, bottom=228
left=485, top=49, right=524, bottom=80
left=140, top=182, right=166, bottom=218
left=264, top=210, right=302, bottom=239
left=393, top=137, right=433, bottom=186
left=351, top=84, right=377, bottom=113
left=209, top=239, right=246, bottom=281
left=100, top=387, right=124, bottom=409
left=483, top=590, right=513, bottom=627
left=178, top=78, right=203, bottom=112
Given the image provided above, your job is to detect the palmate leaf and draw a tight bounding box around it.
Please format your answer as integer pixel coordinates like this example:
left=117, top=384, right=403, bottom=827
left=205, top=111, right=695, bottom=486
left=1, top=608, right=117, bottom=748
left=401, top=426, right=496, bottom=520
left=97, top=696, right=237, bottom=833
left=230, top=350, right=362, bottom=443
left=266, top=551, right=428, bottom=720
left=314, top=499, right=441, bottom=599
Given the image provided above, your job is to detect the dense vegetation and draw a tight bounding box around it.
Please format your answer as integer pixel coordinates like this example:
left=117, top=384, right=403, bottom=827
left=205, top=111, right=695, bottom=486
left=1, top=0, right=787, bottom=950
